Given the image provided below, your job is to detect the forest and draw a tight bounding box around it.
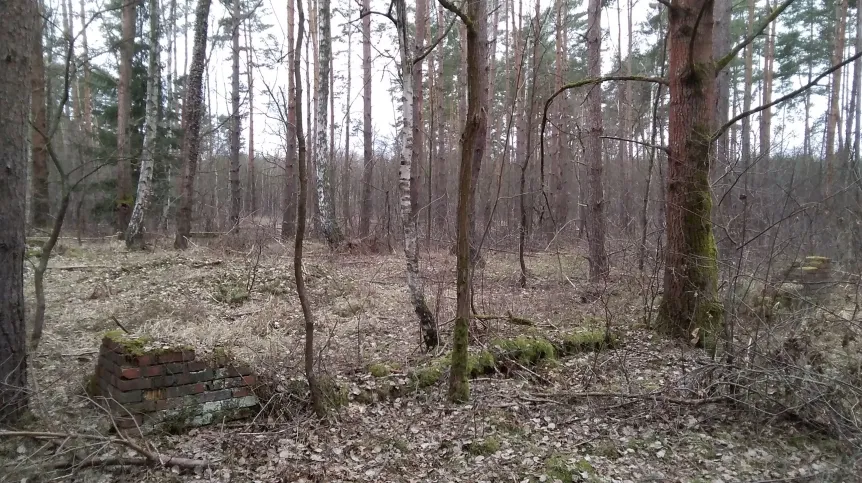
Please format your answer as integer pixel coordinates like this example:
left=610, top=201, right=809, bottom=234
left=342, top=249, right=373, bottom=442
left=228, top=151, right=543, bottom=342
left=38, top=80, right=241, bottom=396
left=1, top=0, right=861, bottom=480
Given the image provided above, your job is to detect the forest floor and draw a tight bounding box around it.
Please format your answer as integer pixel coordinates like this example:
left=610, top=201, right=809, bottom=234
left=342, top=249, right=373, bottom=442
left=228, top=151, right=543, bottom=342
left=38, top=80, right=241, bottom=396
left=2, top=235, right=857, bottom=482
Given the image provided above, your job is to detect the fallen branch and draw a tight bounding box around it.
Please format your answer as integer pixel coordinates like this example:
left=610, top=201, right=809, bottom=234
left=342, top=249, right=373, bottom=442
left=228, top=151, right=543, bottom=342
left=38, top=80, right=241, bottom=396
left=473, top=311, right=535, bottom=326
left=558, top=392, right=731, bottom=406
left=0, top=431, right=211, bottom=470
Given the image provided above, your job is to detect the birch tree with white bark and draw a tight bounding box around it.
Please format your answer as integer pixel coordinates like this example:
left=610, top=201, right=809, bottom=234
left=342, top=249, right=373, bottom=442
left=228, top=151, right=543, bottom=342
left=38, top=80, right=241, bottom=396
left=126, top=0, right=161, bottom=248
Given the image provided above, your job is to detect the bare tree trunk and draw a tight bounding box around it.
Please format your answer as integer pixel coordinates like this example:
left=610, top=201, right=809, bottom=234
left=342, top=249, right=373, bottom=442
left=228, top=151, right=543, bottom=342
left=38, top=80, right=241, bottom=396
left=291, top=0, right=323, bottom=418
left=0, top=0, right=34, bottom=424
left=282, top=0, right=298, bottom=240
left=31, top=8, right=50, bottom=229
left=359, top=0, right=373, bottom=238
left=446, top=0, right=489, bottom=404
left=246, top=21, right=256, bottom=217
left=229, top=0, right=242, bottom=231
left=826, top=0, right=848, bottom=196
left=657, top=0, right=722, bottom=345
left=433, top=2, right=448, bottom=234
left=116, top=0, right=136, bottom=233
left=713, top=0, right=731, bottom=169
left=79, top=0, right=93, bottom=136
left=584, top=0, right=609, bottom=281
left=126, top=0, right=161, bottom=248
left=341, top=5, right=353, bottom=232
left=174, top=0, right=212, bottom=249
left=759, top=19, right=774, bottom=165
left=314, top=0, right=342, bottom=247
left=394, top=0, right=438, bottom=350
left=413, top=0, right=427, bottom=231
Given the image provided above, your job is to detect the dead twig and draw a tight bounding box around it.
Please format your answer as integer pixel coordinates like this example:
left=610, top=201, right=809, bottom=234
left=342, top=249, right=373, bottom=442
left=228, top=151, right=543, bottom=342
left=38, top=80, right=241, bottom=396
left=0, top=431, right=211, bottom=470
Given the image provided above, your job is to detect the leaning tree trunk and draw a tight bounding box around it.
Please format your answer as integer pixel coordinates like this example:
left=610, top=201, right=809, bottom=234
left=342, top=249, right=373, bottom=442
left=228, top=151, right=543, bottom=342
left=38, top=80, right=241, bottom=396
left=0, top=0, right=35, bottom=424
left=228, top=0, right=242, bottom=231
left=174, top=0, right=212, bottom=249
left=126, top=0, right=161, bottom=248
left=116, top=0, right=136, bottom=233
left=395, top=0, right=438, bottom=350
left=584, top=0, right=609, bottom=282
left=314, top=0, right=342, bottom=247
left=446, top=0, right=489, bottom=404
left=657, top=0, right=722, bottom=346
left=825, top=0, right=848, bottom=197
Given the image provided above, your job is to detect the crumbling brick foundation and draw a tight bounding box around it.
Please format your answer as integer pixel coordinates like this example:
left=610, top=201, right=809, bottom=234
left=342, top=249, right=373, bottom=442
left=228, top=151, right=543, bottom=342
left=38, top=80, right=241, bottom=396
left=94, top=333, right=258, bottom=431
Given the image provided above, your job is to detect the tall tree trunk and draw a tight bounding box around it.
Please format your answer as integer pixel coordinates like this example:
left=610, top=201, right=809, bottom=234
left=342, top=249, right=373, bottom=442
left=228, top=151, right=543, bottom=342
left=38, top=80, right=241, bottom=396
left=433, top=2, right=448, bottom=233
left=229, top=0, right=242, bottom=231
left=0, top=0, right=35, bottom=424
left=116, top=0, right=136, bottom=233
left=759, top=15, right=774, bottom=170
left=31, top=8, right=50, bottom=229
left=713, top=0, right=731, bottom=168
left=341, top=5, right=353, bottom=231
left=826, top=0, right=848, bottom=196
left=413, top=0, right=427, bottom=230
left=447, top=0, right=489, bottom=404
left=395, top=0, right=438, bottom=350
left=314, top=0, right=342, bottom=247
left=359, top=0, right=373, bottom=238
left=126, top=0, right=161, bottom=248
left=584, top=0, right=609, bottom=281
left=291, top=0, right=323, bottom=418
left=174, top=0, right=212, bottom=249
left=657, top=0, right=722, bottom=345
left=79, top=0, right=93, bottom=135
left=246, top=20, right=256, bottom=217
left=282, top=0, right=298, bottom=240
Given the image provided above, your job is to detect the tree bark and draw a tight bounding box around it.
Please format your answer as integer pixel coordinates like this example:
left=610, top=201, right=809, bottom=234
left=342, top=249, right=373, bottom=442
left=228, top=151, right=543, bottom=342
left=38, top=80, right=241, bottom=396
left=826, top=0, right=848, bottom=196
left=31, top=8, right=50, bottom=229
left=174, top=0, right=212, bottom=249
left=126, top=0, right=161, bottom=248
left=657, top=0, right=722, bottom=345
left=292, top=0, right=323, bottom=417
left=341, top=6, right=353, bottom=231
left=314, top=0, right=341, bottom=247
left=359, top=0, right=373, bottom=238
left=0, top=0, right=35, bottom=424
left=281, top=0, right=298, bottom=240
left=394, top=0, right=438, bottom=350
left=584, top=0, right=609, bottom=281
left=246, top=20, right=256, bottom=217
left=229, top=0, right=242, bottom=231
left=116, top=0, right=136, bottom=233
left=446, top=0, right=488, bottom=404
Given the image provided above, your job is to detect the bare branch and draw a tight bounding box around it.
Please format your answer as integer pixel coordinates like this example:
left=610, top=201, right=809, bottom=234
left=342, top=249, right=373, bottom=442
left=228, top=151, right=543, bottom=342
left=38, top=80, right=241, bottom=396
left=714, top=51, right=862, bottom=140
left=437, top=0, right=471, bottom=29
left=714, top=0, right=795, bottom=74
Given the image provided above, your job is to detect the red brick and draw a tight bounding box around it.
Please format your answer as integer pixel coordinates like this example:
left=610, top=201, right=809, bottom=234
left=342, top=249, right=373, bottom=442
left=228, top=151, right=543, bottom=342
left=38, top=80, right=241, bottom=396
left=232, top=387, right=252, bottom=397
left=226, top=365, right=252, bottom=376
left=199, top=389, right=232, bottom=403
left=156, top=352, right=183, bottom=364
left=164, top=362, right=186, bottom=374
left=190, top=369, right=215, bottom=382
left=141, top=365, right=164, bottom=377
left=174, top=373, right=194, bottom=386
left=187, top=361, right=209, bottom=372
left=115, top=376, right=152, bottom=392
left=108, top=387, right=143, bottom=404
left=143, top=388, right=167, bottom=401
left=133, top=354, right=155, bottom=366
left=241, top=375, right=257, bottom=386
left=181, top=349, right=196, bottom=362
left=100, top=356, right=118, bottom=375
left=119, top=366, right=141, bottom=380
left=166, top=383, right=207, bottom=398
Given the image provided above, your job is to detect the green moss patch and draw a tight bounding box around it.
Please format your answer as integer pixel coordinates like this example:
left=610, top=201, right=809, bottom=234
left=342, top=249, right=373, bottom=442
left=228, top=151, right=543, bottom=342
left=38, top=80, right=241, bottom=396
left=467, top=436, right=500, bottom=456
left=560, top=330, right=619, bottom=355
left=492, top=336, right=556, bottom=365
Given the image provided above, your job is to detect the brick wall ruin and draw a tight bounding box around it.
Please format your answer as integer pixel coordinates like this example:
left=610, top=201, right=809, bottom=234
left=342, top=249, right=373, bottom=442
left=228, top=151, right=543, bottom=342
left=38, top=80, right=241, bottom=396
left=94, top=333, right=258, bottom=431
